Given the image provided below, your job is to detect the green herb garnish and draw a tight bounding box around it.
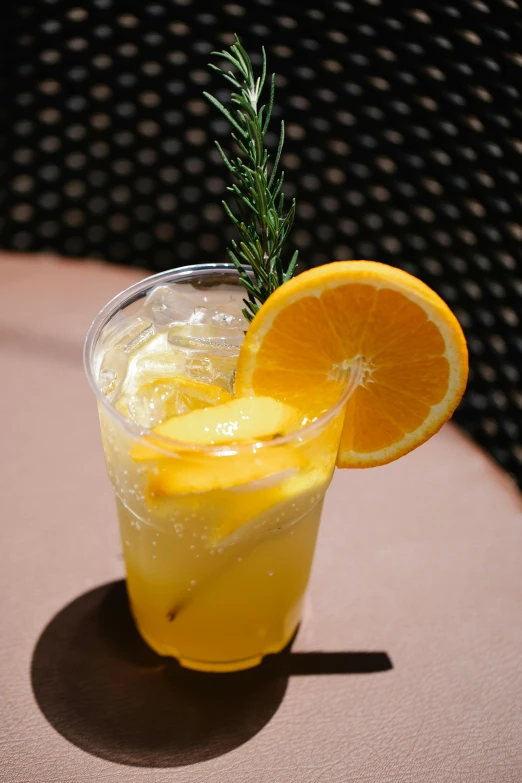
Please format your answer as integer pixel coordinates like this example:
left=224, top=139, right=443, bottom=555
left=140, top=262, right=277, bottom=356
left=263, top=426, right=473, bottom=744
left=204, top=35, right=298, bottom=322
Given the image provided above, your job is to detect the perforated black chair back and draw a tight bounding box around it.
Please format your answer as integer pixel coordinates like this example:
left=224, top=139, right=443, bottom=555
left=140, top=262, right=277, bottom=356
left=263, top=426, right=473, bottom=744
left=1, top=1, right=521, bottom=485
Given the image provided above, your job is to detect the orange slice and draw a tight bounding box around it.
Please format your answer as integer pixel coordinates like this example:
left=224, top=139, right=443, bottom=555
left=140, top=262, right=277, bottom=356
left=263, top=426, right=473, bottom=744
left=236, top=260, right=468, bottom=468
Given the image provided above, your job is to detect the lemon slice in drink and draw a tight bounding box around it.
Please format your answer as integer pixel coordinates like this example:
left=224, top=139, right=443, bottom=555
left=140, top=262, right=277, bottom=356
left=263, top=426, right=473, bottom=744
left=132, top=395, right=302, bottom=458
left=132, top=396, right=305, bottom=495
left=148, top=446, right=305, bottom=496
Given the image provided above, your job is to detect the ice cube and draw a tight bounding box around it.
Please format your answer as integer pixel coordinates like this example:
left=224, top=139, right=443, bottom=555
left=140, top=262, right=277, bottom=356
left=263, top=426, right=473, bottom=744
left=166, top=320, right=242, bottom=393
left=97, top=317, right=155, bottom=398
left=98, top=308, right=136, bottom=351
left=167, top=324, right=241, bottom=353
left=188, top=303, right=247, bottom=334
left=98, top=348, right=129, bottom=400
left=117, top=367, right=231, bottom=426
left=102, top=316, right=155, bottom=354
left=130, top=350, right=186, bottom=388
left=212, top=310, right=236, bottom=327
left=188, top=306, right=211, bottom=326
left=166, top=332, right=237, bottom=393
left=212, top=304, right=247, bottom=333
left=187, top=354, right=237, bottom=393
left=193, top=349, right=237, bottom=389
left=116, top=378, right=180, bottom=427
left=141, top=284, right=198, bottom=326
left=122, top=320, right=155, bottom=354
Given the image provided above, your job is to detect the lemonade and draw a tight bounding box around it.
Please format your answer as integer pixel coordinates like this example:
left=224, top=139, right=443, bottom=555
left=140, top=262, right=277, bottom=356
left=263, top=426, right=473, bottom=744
left=86, top=265, right=357, bottom=672
left=86, top=258, right=468, bottom=672
left=85, top=33, right=468, bottom=674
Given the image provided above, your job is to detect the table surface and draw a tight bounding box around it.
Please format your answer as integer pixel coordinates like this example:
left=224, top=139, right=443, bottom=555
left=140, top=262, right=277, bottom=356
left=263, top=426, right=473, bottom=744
left=1, top=252, right=522, bottom=783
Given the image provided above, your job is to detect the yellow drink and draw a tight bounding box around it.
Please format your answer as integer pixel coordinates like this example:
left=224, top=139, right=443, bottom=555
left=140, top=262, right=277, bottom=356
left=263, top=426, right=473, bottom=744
left=86, top=265, right=352, bottom=672
left=115, top=487, right=325, bottom=671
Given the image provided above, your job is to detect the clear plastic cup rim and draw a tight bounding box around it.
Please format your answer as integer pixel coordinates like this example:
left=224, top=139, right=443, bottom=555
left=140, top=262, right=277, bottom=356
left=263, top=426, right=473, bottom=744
left=83, top=263, right=361, bottom=457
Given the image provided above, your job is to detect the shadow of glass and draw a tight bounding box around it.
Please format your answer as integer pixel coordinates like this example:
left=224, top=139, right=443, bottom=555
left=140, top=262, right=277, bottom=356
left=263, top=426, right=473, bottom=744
left=31, top=581, right=392, bottom=768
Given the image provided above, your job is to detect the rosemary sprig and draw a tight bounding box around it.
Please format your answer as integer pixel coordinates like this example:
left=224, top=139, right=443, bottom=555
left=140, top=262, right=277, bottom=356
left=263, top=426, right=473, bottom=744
left=204, top=35, right=299, bottom=322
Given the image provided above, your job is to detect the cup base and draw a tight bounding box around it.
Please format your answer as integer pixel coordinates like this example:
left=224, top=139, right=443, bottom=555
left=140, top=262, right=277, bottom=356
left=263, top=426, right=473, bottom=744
left=137, top=622, right=298, bottom=673
left=177, top=654, right=264, bottom=673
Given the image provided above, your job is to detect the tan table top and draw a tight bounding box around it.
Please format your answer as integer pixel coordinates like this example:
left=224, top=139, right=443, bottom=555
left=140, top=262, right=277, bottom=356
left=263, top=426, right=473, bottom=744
left=1, top=252, right=522, bottom=783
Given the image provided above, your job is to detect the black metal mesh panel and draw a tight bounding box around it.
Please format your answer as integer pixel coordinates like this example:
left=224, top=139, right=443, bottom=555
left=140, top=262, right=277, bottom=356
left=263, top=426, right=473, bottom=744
left=1, top=0, right=521, bottom=486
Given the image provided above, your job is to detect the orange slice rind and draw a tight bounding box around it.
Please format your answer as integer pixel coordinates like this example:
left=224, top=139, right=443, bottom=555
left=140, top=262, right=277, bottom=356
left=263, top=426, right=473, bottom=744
left=236, top=260, right=468, bottom=468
